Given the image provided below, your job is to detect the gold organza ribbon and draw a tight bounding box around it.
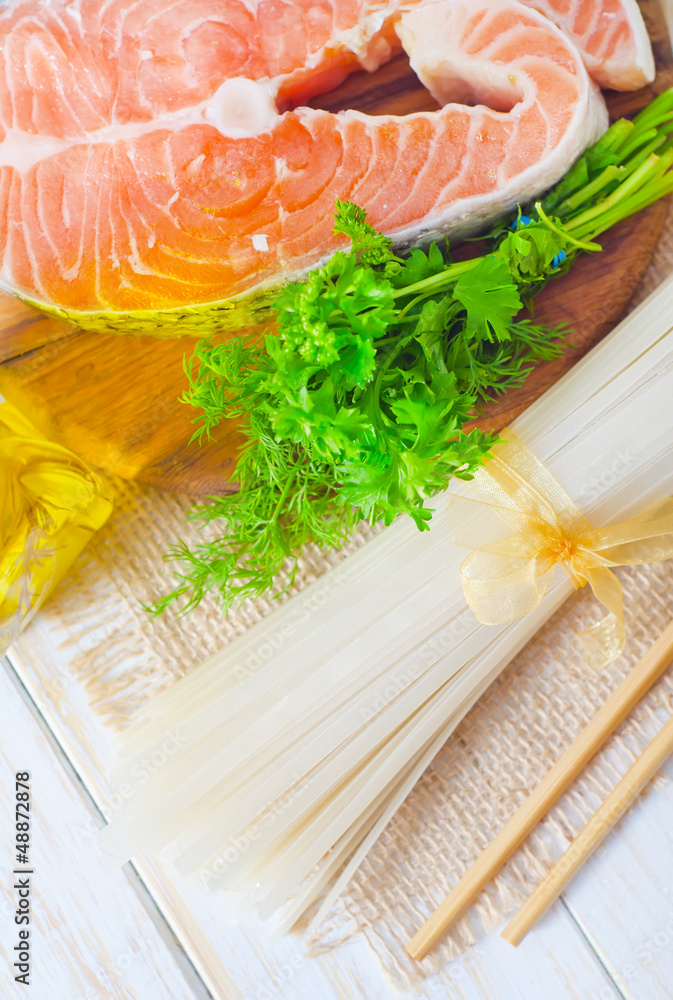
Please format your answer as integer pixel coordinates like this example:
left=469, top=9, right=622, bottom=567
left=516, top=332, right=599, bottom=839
left=445, top=431, right=673, bottom=666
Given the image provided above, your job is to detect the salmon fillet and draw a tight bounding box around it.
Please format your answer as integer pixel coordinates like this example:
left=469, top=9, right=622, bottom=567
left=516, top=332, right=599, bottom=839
left=0, top=0, right=609, bottom=332
left=521, top=0, right=655, bottom=90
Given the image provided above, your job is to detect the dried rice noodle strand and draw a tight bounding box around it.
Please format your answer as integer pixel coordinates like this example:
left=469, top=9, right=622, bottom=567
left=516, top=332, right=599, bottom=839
left=101, top=276, right=673, bottom=932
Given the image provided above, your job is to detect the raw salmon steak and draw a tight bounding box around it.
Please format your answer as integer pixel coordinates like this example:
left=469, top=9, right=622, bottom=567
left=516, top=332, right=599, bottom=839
left=0, top=0, right=612, bottom=334
left=521, top=0, right=655, bottom=90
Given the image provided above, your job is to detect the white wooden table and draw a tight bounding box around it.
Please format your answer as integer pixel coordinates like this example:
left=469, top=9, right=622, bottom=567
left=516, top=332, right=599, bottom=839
left=2, top=623, right=673, bottom=1000
left=4, top=4, right=673, bottom=992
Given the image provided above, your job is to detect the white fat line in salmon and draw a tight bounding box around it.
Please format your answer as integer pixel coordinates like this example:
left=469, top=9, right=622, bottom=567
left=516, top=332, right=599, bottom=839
left=0, top=79, right=280, bottom=172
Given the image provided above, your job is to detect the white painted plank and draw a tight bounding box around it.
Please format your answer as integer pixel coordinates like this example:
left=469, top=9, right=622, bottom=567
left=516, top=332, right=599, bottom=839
left=560, top=754, right=673, bottom=1000
left=0, top=658, right=209, bottom=1000
left=8, top=611, right=626, bottom=1000
left=399, top=915, right=628, bottom=1000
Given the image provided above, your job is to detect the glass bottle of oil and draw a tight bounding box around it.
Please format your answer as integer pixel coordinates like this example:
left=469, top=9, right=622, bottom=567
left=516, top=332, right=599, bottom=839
left=0, top=395, right=113, bottom=655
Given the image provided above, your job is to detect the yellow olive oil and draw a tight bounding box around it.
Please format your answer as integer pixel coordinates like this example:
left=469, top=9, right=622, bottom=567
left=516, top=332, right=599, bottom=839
left=0, top=396, right=113, bottom=653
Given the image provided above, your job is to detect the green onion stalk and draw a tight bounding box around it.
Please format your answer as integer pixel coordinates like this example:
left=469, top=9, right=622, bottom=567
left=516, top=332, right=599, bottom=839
left=398, top=88, right=673, bottom=304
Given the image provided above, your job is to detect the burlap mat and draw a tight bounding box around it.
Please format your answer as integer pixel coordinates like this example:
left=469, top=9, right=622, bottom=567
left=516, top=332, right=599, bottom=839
left=37, top=205, right=673, bottom=990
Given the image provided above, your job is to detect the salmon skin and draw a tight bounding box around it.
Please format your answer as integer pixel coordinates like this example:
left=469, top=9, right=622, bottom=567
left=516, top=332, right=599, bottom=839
left=0, top=0, right=612, bottom=336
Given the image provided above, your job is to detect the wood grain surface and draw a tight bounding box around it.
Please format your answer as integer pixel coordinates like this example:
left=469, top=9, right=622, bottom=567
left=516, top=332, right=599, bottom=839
left=0, top=658, right=210, bottom=1000
left=0, top=0, right=670, bottom=495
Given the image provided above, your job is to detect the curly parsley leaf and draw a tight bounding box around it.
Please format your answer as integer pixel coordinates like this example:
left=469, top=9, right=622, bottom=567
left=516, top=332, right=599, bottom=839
left=333, top=198, right=397, bottom=264
left=275, top=252, right=395, bottom=387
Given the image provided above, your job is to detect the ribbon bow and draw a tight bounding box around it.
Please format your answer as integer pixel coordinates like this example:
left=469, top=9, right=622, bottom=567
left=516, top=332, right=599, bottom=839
left=445, top=431, right=673, bottom=666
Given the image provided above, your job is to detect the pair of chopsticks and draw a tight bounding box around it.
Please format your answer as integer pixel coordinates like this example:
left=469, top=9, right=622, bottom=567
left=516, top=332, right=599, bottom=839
left=406, top=620, right=673, bottom=960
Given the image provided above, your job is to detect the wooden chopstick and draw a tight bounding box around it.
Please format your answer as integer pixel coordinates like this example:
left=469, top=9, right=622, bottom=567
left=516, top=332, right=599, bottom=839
left=502, top=710, right=673, bottom=946
left=406, top=620, right=673, bottom=961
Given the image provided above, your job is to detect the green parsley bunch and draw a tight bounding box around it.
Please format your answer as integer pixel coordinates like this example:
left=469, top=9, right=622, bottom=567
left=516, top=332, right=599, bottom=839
left=154, top=89, right=673, bottom=615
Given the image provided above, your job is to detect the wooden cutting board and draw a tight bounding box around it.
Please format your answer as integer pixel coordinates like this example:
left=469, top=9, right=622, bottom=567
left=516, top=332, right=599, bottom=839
left=0, top=0, right=670, bottom=496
